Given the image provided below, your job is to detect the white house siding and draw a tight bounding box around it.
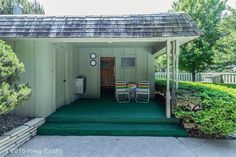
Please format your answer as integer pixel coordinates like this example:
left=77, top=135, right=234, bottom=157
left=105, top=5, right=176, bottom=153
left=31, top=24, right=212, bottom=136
left=4, top=40, right=78, bottom=117
left=3, top=40, right=155, bottom=117
left=76, top=47, right=155, bottom=98
left=4, top=40, right=52, bottom=117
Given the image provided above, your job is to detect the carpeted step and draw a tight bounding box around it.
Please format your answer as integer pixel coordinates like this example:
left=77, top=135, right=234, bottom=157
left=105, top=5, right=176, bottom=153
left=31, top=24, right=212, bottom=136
left=37, top=123, right=187, bottom=137
left=46, top=115, right=180, bottom=124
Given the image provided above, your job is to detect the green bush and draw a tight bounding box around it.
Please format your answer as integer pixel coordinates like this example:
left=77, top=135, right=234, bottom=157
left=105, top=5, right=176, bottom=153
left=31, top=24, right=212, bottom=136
left=215, top=83, right=236, bottom=89
left=155, top=79, right=236, bottom=138
left=0, top=40, right=31, bottom=114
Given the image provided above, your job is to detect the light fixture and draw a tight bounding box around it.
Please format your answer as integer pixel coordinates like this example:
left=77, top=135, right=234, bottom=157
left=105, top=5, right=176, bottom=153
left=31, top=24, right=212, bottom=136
left=90, top=60, right=97, bottom=66
left=90, top=53, right=96, bottom=59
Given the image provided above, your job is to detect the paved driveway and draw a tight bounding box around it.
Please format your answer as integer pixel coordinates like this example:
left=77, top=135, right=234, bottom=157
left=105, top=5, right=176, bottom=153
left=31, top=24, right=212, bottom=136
left=7, top=136, right=236, bottom=157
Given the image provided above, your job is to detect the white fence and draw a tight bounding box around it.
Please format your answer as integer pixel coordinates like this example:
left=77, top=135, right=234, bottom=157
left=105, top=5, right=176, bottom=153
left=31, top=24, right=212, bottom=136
left=155, top=72, right=236, bottom=84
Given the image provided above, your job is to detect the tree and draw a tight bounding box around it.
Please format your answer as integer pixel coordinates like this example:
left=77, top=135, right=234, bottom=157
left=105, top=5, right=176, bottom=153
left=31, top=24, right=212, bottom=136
left=0, top=0, right=44, bottom=14
left=172, top=0, right=226, bottom=81
left=0, top=40, right=31, bottom=114
left=155, top=54, right=167, bottom=72
left=212, top=8, right=236, bottom=71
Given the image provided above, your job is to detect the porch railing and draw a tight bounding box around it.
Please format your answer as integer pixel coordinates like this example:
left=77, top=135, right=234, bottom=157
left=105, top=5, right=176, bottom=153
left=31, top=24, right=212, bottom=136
left=155, top=72, right=236, bottom=84
left=212, top=73, right=236, bottom=84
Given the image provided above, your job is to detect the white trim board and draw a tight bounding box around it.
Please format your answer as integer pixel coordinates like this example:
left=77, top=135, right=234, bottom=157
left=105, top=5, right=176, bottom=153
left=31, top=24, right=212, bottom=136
left=1, top=36, right=199, bottom=44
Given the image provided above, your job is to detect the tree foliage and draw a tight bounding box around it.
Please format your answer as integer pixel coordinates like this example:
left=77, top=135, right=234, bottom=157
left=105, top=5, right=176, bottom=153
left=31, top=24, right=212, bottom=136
left=0, top=0, right=44, bottom=14
left=0, top=40, right=31, bottom=114
left=155, top=54, right=167, bottom=72
left=212, top=8, right=236, bottom=71
left=172, top=0, right=226, bottom=81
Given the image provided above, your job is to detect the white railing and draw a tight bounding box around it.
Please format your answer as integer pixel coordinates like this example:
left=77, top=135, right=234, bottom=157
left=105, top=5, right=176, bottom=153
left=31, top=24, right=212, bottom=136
left=155, top=72, right=236, bottom=84
left=221, top=74, right=236, bottom=84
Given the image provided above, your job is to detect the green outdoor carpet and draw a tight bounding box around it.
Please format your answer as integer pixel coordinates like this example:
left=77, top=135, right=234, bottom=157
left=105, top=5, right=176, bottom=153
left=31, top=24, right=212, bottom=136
left=38, top=98, right=187, bottom=137
left=37, top=123, right=187, bottom=137
left=46, top=98, right=179, bottom=123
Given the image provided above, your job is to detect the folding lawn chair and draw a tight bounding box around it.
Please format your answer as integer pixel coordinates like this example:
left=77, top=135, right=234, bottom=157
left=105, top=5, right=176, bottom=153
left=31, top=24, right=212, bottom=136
left=115, top=81, right=130, bottom=103
left=135, top=80, right=150, bottom=103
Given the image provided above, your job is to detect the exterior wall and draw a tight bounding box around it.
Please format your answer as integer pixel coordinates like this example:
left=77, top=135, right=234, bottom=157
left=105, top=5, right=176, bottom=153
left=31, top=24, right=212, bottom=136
left=5, top=40, right=55, bottom=117
left=77, top=47, right=155, bottom=98
left=3, top=39, right=155, bottom=116
left=4, top=40, right=78, bottom=117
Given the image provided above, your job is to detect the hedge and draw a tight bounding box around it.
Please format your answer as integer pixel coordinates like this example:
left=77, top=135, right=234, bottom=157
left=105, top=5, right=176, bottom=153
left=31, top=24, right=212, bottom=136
left=155, top=79, right=236, bottom=138
left=215, top=83, right=236, bottom=89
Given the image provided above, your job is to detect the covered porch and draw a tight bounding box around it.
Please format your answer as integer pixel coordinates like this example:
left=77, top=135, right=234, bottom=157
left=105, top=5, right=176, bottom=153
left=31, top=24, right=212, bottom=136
left=38, top=98, right=187, bottom=137
left=51, top=38, right=191, bottom=118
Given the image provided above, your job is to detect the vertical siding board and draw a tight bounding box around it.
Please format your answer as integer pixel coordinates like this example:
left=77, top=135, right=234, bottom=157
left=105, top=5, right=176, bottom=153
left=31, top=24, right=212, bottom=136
left=136, top=47, right=148, bottom=81
left=78, top=48, right=91, bottom=98
left=124, top=48, right=136, bottom=82
left=147, top=47, right=155, bottom=98
left=34, top=41, right=54, bottom=117
left=97, top=48, right=102, bottom=98
left=70, top=45, right=75, bottom=101
left=102, top=48, right=112, bottom=57
left=86, top=48, right=91, bottom=98
left=90, top=48, right=99, bottom=98
left=70, top=45, right=75, bottom=102
left=27, top=41, right=36, bottom=116
left=50, top=43, right=56, bottom=113
left=76, top=46, right=154, bottom=98
left=114, top=48, right=122, bottom=80
left=119, top=48, right=125, bottom=80
left=11, top=41, right=36, bottom=116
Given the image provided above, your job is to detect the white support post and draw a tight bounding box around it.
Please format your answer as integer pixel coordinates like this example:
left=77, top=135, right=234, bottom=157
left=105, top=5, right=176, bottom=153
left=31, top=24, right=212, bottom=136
left=171, top=41, right=176, bottom=114
left=176, top=40, right=180, bottom=90
left=166, top=40, right=171, bottom=118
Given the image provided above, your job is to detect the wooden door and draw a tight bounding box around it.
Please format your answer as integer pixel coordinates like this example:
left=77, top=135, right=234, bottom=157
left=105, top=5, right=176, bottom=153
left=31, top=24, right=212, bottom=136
left=100, top=57, right=115, bottom=96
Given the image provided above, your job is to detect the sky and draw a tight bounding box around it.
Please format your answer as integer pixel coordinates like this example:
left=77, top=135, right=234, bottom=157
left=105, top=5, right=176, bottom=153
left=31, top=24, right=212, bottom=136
left=35, top=0, right=236, bottom=15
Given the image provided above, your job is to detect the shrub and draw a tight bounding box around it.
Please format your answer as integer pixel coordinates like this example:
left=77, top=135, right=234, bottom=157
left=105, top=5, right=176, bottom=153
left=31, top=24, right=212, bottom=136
left=155, top=79, right=236, bottom=138
left=215, top=83, right=236, bottom=89
left=0, top=40, right=31, bottom=114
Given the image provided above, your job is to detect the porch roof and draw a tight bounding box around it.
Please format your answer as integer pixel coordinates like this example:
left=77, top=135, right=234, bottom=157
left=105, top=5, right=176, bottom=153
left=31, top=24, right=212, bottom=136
left=0, top=12, right=202, bottom=38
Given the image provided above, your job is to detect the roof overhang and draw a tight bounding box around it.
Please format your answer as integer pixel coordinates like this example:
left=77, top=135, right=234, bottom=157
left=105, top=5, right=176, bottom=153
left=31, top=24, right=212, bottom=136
left=2, top=36, right=199, bottom=55
left=2, top=36, right=199, bottom=44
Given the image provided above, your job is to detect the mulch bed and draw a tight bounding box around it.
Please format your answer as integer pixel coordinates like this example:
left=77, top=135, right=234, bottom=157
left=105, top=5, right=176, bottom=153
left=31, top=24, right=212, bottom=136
left=187, top=129, right=236, bottom=140
left=0, top=114, right=33, bottom=135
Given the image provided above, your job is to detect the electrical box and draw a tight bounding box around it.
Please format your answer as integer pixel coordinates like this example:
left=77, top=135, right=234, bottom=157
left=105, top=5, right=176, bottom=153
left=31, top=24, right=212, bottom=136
left=76, top=76, right=86, bottom=94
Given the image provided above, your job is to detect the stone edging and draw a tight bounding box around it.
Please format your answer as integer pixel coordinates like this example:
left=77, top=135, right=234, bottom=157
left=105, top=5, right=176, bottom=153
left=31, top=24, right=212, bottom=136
left=0, top=118, right=45, bottom=157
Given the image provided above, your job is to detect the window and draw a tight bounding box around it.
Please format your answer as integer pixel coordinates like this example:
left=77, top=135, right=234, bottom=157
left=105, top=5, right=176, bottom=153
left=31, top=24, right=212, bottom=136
left=121, top=57, right=136, bottom=67
left=101, top=60, right=110, bottom=69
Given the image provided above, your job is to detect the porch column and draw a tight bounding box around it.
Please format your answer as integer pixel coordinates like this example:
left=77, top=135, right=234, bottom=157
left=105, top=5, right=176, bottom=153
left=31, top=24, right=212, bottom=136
left=170, top=40, right=180, bottom=114
left=176, top=40, right=180, bottom=90
left=166, top=40, right=171, bottom=118
left=171, top=41, right=176, bottom=114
